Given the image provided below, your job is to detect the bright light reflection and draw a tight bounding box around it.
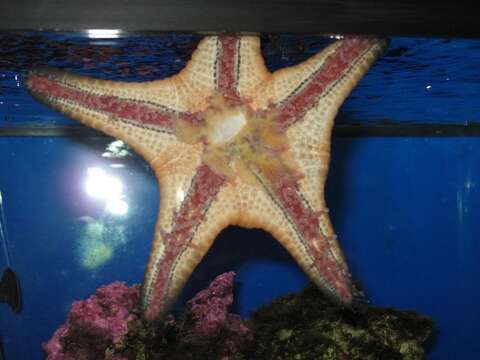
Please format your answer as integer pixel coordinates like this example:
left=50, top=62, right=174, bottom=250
left=87, top=29, right=121, bottom=39
left=84, top=167, right=130, bottom=217
left=85, top=167, right=123, bottom=200
left=106, top=199, right=129, bottom=216
left=109, top=164, right=126, bottom=168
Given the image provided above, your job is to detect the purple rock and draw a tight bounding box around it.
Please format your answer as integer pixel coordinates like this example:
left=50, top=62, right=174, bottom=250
left=43, top=281, right=141, bottom=360
left=179, top=272, right=253, bottom=358
left=43, top=272, right=253, bottom=359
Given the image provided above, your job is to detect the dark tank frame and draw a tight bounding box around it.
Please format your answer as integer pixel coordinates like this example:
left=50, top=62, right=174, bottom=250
left=0, top=0, right=477, bottom=38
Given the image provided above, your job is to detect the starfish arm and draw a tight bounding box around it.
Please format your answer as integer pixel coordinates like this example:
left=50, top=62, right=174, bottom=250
left=141, top=162, right=240, bottom=321
left=25, top=36, right=228, bottom=160
left=252, top=37, right=388, bottom=117
left=174, top=36, right=225, bottom=111
left=26, top=69, right=184, bottom=162
left=193, top=35, right=269, bottom=104
left=239, top=165, right=353, bottom=303
left=281, top=38, right=387, bottom=224
left=234, top=36, right=270, bottom=100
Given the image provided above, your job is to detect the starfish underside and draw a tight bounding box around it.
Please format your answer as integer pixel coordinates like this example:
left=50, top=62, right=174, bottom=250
left=27, top=35, right=387, bottom=322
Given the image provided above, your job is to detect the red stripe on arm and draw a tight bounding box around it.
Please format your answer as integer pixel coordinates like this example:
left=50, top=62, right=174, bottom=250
left=275, top=37, right=377, bottom=128
left=27, top=73, right=177, bottom=132
left=217, top=35, right=241, bottom=104
left=266, top=173, right=353, bottom=302
left=143, top=163, right=226, bottom=321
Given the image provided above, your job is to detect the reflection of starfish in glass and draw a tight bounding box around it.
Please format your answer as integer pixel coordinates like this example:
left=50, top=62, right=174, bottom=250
left=27, top=35, right=387, bottom=322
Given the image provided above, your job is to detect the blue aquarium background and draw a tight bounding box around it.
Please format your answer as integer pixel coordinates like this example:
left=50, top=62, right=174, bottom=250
left=1, top=32, right=480, bottom=359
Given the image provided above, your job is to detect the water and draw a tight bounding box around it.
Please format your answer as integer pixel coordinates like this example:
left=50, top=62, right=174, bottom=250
left=1, top=32, right=480, bottom=359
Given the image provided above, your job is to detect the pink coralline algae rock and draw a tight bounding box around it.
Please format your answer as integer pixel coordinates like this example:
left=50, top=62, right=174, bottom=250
left=179, top=271, right=254, bottom=357
left=43, top=272, right=252, bottom=359
left=43, top=281, right=141, bottom=360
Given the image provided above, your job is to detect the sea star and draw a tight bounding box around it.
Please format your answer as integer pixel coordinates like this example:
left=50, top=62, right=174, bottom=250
left=27, top=34, right=387, bottom=322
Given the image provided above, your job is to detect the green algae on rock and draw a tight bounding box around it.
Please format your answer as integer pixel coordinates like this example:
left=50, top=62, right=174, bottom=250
left=241, top=286, right=433, bottom=360
left=115, top=285, right=433, bottom=360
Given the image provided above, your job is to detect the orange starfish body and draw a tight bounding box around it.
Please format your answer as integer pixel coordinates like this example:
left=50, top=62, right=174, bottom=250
left=27, top=35, right=387, bottom=322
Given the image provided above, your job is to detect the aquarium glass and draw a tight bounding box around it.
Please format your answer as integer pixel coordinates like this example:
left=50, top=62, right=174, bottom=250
left=1, top=32, right=480, bottom=359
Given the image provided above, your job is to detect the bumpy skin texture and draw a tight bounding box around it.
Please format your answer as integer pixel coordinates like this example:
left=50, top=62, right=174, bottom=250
left=27, top=35, right=388, bottom=322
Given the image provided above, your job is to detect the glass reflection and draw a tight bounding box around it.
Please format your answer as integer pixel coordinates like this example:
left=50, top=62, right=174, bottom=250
left=84, top=166, right=128, bottom=216
left=86, top=29, right=122, bottom=39
left=76, top=165, right=130, bottom=269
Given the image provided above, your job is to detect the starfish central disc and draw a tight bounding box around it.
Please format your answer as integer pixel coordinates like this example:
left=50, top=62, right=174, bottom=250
left=177, top=94, right=295, bottom=184
left=205, top=99, right=247, bottom=144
